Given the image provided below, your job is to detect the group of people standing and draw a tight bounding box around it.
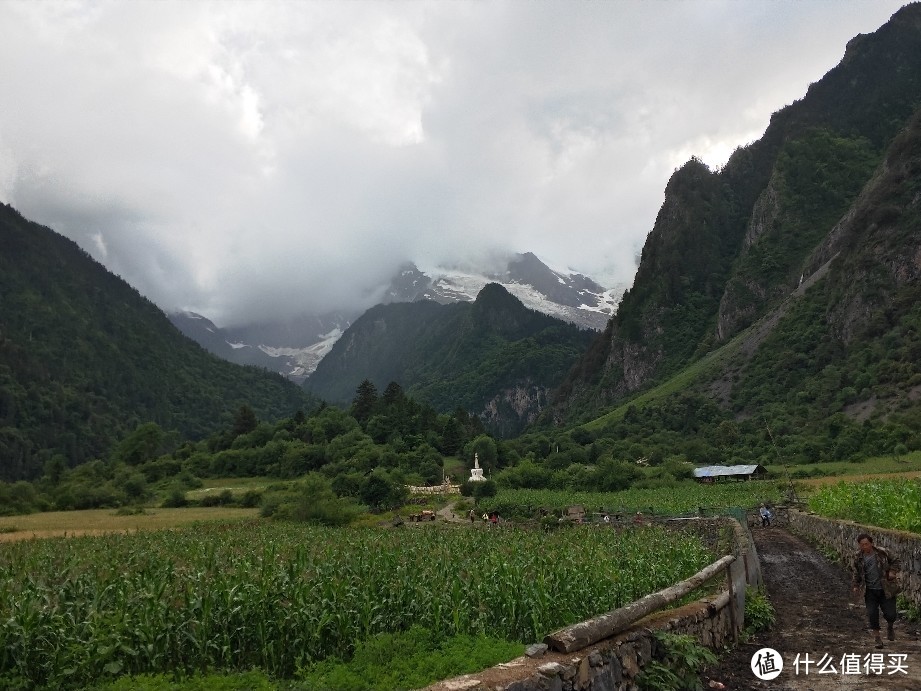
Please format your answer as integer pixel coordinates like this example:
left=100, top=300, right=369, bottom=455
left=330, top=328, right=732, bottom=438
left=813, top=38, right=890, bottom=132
left=468, top=508, right=499, bottom=524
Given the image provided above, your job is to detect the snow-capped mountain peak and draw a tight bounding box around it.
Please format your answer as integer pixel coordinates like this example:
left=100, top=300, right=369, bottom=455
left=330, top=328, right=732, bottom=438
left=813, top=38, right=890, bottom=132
left=384, top=253, right=625, bottom=331
left=170, top=252, right=625, bottom=380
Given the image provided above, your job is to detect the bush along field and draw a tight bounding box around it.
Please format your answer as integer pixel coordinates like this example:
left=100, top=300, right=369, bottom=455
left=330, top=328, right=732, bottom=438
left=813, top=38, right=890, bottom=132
left=0, top=521, right=714, bottom=690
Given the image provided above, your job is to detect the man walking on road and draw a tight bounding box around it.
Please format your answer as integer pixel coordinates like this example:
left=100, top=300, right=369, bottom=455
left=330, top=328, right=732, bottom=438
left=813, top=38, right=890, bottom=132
left=851, top=533, right=901, bottom=648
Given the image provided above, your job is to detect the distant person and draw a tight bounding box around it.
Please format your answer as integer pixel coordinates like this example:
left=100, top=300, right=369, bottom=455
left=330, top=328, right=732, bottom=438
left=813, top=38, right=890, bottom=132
left=633, top=511, right=644, bottom=525
left=469, top=508, right=476, bottom=523
left=759, top=504, right=772, bottom=527
left=851, top=533, right=901, bottom=648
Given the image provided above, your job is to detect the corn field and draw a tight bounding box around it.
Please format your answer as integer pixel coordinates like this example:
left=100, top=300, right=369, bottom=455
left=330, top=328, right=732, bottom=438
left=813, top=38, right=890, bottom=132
left=0, top=521, right=712, bottom=688
left=493, top=482, right=787, bottom=518
left=808, top=478, right=921, bottom=533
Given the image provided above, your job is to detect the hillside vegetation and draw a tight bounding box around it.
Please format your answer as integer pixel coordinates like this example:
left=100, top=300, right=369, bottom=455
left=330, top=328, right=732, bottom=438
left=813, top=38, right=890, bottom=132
left=0, top=204, right=313, bottom=481
left=549, top=5, right=921, bottom=466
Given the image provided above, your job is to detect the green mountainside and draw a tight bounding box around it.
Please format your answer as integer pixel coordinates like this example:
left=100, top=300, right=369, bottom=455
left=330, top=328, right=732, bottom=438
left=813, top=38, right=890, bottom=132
left=306, top=283, right=594, bottom=436
left=538, top=4, right=921, bottom=466
left=0, top=204, right=313, bottom=481
left=554, top=4, right=921, bottom=435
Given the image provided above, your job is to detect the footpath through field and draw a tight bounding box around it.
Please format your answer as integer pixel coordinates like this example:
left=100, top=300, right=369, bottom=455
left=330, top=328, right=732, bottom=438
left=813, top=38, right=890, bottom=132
left=702, top=526, right=921, bottom=690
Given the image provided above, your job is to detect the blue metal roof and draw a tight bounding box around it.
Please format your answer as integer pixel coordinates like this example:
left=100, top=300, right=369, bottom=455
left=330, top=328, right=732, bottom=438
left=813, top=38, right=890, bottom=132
left=693, top=464, right=765, bottom=478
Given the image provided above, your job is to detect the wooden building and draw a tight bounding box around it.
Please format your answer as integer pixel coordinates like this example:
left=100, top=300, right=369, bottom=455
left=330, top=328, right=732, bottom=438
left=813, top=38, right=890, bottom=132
left=692, top=464, right=768, bottom=483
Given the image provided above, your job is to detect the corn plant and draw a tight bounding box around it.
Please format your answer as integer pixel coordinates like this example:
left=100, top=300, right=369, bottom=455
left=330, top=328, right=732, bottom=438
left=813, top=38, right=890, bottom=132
left=493, top=482, right=787, bottom=519
left=0, top=521, right=714, bottom=689
left=808, top=479, right=921, bottom=532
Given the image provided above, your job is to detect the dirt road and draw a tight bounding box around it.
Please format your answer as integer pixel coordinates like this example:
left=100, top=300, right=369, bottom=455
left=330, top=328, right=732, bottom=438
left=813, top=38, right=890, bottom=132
left=702, top=527, right=921, bottom=690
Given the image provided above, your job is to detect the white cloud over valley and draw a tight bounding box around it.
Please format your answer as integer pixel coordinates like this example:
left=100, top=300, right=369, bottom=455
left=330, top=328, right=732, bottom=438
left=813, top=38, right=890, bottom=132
left=0, top=0, right=908, bottom=325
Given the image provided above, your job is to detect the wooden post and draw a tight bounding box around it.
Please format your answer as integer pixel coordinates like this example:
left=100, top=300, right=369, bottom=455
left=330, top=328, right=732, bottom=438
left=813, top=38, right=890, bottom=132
left=726, top=562, right=738, bottom=643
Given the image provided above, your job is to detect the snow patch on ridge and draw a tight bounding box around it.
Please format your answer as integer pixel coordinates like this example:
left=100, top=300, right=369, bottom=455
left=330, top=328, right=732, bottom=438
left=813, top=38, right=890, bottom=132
left=259, top=328, right=344, bottom=378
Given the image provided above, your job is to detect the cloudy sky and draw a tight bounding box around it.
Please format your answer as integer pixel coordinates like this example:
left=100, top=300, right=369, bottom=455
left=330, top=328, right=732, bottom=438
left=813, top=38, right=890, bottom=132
left=0, top=0, right=908, bottom=326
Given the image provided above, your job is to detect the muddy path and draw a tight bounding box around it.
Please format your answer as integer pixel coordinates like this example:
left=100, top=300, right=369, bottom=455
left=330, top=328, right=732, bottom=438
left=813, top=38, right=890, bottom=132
left=701, top=527, right=921, bottom=690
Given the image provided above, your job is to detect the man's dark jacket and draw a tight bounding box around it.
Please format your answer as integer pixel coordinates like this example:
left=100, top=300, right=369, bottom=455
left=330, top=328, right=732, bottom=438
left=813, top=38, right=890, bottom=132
left=851, top=544, right=901, bottom=598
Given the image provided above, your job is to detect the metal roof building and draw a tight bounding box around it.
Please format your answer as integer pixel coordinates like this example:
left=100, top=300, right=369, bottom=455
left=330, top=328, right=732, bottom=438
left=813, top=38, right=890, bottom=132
left=692, top=464, right=767, bottom=482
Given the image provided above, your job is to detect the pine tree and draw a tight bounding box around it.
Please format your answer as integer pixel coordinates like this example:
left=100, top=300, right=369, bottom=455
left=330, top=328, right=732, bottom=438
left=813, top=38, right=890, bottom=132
left=232, top=405, right=258, bottom=437
left=351, top=379, right=379, bottom=426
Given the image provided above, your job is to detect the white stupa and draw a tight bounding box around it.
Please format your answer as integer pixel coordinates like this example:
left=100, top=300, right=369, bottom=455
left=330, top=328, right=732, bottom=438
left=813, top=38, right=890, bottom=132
left=469, top=452, right=485, bottom=482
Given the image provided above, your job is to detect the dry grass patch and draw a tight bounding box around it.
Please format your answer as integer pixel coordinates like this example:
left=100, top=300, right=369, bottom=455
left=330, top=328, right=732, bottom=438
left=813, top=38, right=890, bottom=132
left=184, top=476, right=273, bottom=500
left=798, top=470, right=921, bottom=487
left=0, top=507, right=258, bottom=542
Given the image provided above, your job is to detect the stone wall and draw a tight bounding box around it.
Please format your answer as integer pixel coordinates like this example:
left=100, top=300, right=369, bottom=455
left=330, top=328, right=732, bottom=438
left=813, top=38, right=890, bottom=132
left=788, top=510, right=921, bottom=608
left=407, top=484, right=461, bottom=496
left=426, top=517, right=761, bottom=691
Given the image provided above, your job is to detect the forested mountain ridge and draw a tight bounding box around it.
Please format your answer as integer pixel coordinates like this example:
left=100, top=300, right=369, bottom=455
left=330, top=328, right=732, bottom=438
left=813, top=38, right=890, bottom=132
left=307, top=283, right=594, bottom=436
left=554, top=3, right=921, bottom=430
left=0, top=204, right=314, bottom=481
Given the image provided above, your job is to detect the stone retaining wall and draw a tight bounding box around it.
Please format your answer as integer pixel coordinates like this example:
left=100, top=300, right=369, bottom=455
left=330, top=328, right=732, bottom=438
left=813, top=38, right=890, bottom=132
left=426, top=517, right=761, bottom=691
left=407, top=484, right=461, bottom=495
left=788, top=510, right=921, bottom=608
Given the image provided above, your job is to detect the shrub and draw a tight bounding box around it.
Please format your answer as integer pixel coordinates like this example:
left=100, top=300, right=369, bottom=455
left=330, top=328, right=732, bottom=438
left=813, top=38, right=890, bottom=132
left=263, top=473, right=360, bottom=526
left=199, top=490, right=234, bottom=507
left=744, top=587, right=776, bottom=638
left=161, top=488, right=188, bottom=508
left=638, top=631, right=717, bottom=691
left=239, top=489, right=262, bottom=508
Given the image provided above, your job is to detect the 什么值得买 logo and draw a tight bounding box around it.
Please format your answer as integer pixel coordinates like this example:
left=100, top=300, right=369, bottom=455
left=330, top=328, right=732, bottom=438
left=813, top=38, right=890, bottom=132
left=751, top=647, right=783, bottom=680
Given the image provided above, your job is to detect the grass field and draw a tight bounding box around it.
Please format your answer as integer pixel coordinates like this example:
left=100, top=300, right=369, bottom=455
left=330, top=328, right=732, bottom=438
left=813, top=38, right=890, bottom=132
left=797, top=469, right=921, bottom=487
left=0, top=507, right=258, bottom=542
left=765, top=451, right=921, bottom=484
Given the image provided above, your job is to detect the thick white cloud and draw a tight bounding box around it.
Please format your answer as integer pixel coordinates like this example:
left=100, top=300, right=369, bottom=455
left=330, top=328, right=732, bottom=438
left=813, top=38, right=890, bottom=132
left=0, top=0, right=907, bottom=325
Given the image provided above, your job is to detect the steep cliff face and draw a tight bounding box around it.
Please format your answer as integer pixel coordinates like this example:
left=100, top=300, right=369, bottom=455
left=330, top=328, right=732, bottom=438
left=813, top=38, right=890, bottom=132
left=552, top=3, right=921, bottom=425
left=553, top=156, right=735, bottom=419
left=716, top=129, right=880, bottom=342
left=481, top=381, right=551, bottom=437
left=818, top=109, right=921, bottom=345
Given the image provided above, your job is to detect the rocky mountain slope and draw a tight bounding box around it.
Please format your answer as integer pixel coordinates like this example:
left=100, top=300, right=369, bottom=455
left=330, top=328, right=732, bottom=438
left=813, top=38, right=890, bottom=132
left=306, top=283, right=594, bottom=436
left=553, top=3, right=921, bottom=432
